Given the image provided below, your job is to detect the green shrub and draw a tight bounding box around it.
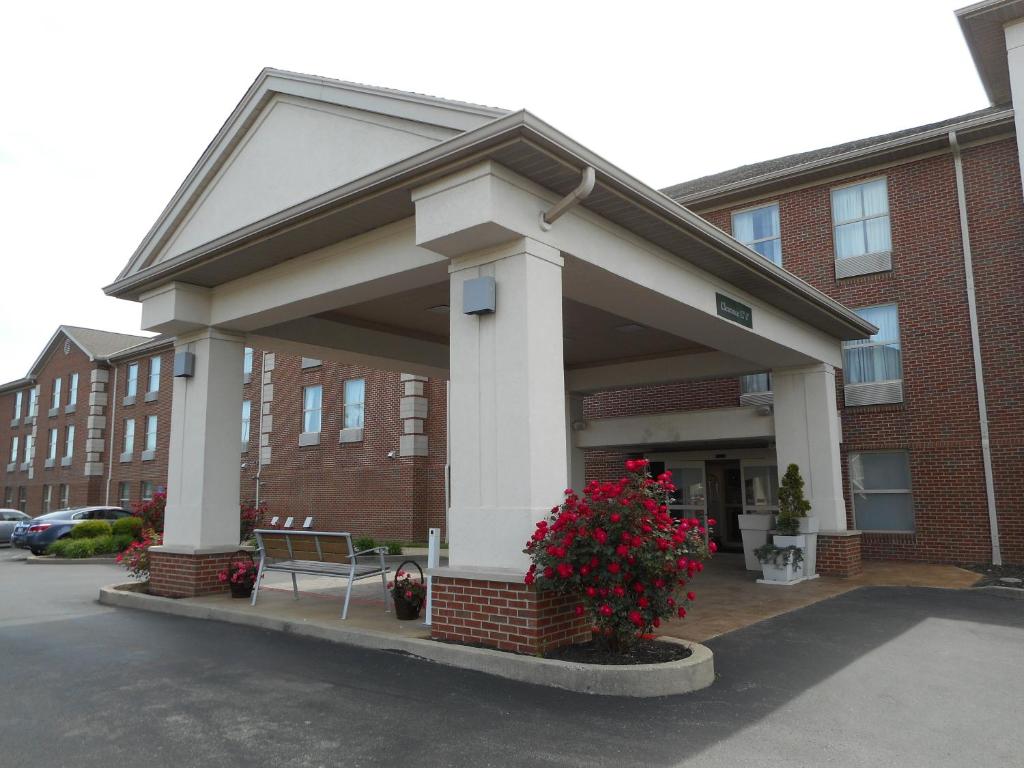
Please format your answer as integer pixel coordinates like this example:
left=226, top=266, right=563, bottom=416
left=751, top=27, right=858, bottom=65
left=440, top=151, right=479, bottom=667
left=354, top=536, right=376, bottom=552
left=111, top=516, right=143, bottom=539
left=385, top=541, right=403, bottom=555
left=90, top=535, right=120, bottom=556
left=112, top=533, right=135, bottom=552
left=60, top=538, right=98, bottom=558
left=70, top=520, right=112, bottom=539
left=47, top=538, right=74, bottom=557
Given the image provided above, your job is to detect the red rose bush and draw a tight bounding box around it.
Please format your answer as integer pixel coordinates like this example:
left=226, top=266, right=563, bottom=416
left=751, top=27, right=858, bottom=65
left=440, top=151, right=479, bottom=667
left=524, top=459, right=716, bottom=653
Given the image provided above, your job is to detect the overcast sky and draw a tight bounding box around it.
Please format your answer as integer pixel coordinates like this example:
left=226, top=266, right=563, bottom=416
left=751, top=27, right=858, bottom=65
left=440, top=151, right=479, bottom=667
left=0, top=0, right=988, bottom=383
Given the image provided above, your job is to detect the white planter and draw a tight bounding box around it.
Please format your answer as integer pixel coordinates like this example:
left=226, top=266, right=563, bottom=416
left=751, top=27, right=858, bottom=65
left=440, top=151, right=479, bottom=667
left=798, top=517, right=819, bottom=579
left=758, top=556, right=800, bottom=584
left=738, top=513, right=775, bottom=571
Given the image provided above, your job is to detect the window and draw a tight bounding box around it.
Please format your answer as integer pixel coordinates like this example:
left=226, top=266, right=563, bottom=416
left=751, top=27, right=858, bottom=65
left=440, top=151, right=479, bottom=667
left=51, top=377, right=62, bottom=409
left=302, top=385, right=322, bottom=434
left=64, top=425, right=75, bottom=458
left=148, top=356, right=161, bottom=393
left=743, top=464, right=779, bottom=511
left=145, top=415, right=158, bottom=452
left=241, top=400, right=251, bottom=444
left=140, top=481, right=154, bottom=502
left=47, top=428, right=58, bottom=460
left=740, top=373, right=771, bottom=394
left=126, top=363, right=139, bottom=398
left=850, top=451, right=914, bottom=531
left=123, top=418, right=135, bottom=453
left=9, top=436, right=18, bottom=464
left=243, top=347, right=254, bottom=376
left=24, top=434, right=33, bottom=464
left=28, top=386, right=38, bottom=417
left=68, top=372, right=78, bottom=406
left=843, top=305, right=901, bottom=385
left=343, top=379, right=365, bottom=429
left=17, top=486, right=27, bottom=513
left=732, top=203, right=781, bottom=266
left=59, top=483, right=69, bottom=509
left=118, top=482, right=130, bottom=509
left=3, top=487, right=11, bottom=507
left=13, top=390, right=22, bottom=419
left=42, top=485, right=52, bottom=514
left=832, top=178, right=891, bottom=260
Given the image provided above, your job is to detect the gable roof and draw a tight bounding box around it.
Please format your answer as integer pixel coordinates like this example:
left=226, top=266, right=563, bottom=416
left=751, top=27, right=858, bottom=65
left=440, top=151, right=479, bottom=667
left=116, top=68, right=509, bottom=282
left=662, top=106, right=1013, bottom=207
left=27, top=326, right=151, bottom=378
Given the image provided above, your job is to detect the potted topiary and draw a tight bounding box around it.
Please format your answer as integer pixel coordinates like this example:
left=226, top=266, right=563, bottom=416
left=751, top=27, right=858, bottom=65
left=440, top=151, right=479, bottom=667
left=389, top=561, right=427, bottom=620
left=755, top=463, right=815, bottom=585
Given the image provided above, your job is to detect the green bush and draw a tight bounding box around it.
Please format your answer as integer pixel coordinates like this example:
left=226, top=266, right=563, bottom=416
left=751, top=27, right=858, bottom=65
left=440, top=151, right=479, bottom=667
left=70, top=520, right=112, bottom=539
left=385, top=541, right=403, bottom=555
left=354, top=536, right=376, bottom=552
left=111, top=516, right=143, bottom=539
left=59, top=538, right=98, bottom=558
left=47, top=538, right=74, bottom=557
left=112, top=533, right=135, bottom=552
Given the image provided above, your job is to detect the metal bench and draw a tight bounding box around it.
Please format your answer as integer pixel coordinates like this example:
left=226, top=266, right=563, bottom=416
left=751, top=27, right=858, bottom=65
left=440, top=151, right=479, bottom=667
left=251, top=529, right=389, bottom=619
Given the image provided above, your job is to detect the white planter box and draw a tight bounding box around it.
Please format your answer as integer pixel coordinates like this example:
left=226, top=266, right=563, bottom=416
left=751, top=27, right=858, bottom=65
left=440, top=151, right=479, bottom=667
left=739, top=513, right=775, bottom=571
left=758, top=557, right=801, bottom=585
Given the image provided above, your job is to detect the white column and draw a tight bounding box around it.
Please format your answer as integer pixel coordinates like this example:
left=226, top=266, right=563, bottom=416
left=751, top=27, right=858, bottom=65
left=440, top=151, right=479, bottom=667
left=566, top=393, right=587, bottom=493
left=1005, top=20, right=1024, bottom=200
left=772, top=363, right=847, bottom=532
left=448, top=238, right=568, bottom=569
left=162, top=328, right=245, bottom=551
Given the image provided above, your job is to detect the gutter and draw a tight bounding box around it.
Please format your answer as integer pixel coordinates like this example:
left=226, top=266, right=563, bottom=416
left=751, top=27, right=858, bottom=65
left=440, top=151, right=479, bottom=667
left=949, top=130, right=1002, bottom=565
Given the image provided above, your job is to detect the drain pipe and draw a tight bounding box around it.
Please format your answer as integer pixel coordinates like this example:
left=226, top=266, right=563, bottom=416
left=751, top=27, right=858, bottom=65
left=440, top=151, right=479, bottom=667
left=949, top=130, right=1001, bottom=565
left=104, top=365, right=119, bottom=506
left=541, top=166, right=596, bottom=229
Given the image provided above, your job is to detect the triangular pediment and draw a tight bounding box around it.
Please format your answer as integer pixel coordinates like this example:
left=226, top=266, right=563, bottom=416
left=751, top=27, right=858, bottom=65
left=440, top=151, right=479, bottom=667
left=118, top=69, right=506, bottom=280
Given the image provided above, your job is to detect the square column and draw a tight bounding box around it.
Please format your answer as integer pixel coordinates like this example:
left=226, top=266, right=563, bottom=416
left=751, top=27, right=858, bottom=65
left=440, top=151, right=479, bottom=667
left=772, top=363, right=847, bottom=532
left=150, top=328, right=245, bottom=597
left=447, top=238, right=568, bottom=570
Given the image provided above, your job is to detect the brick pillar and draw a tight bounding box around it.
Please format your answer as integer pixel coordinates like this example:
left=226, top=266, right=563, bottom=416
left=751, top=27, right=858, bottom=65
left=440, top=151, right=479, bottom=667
left=817, top=531, right=863, bottom=577
left=148, top=550, right=238, bottom=598
left=430, top=574, right=590, bottom=654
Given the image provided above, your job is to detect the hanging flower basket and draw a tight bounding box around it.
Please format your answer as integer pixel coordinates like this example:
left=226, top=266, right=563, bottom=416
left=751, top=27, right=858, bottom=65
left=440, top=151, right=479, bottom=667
left=389, top=560, right=426, bottom=620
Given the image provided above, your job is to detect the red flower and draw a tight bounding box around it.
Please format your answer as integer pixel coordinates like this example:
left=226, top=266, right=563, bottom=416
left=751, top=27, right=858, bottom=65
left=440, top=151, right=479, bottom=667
left=607, top=562, right=621, bottom=574
left=615, top=544, right=630, bottom=557
left=599, top=604, right=613, bottom=617
left=556, top=562, right=574, bottom=579
left=709, top=541, right=718, bottom=553
left=677, top=607, right=687, bottom=618
left=628, top=611, right=643, bottom=627
left=573, top=605, right=585, bottom=617
left=613, top=585, right=625, bottom=597
left=610, top=513, right=621, bottom=523
left=687, top=591, right=696, bottom=601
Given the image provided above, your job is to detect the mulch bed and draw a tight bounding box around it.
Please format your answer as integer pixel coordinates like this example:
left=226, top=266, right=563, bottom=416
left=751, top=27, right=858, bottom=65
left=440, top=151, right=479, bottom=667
left=967, top=563, right=1024, bottom=589
left=543, top=638, right=691, bottom=666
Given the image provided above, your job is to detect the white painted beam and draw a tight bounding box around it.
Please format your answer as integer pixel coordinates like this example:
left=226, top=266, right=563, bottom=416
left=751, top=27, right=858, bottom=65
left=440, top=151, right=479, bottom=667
left=575, top=406, right=774, bottom=450
left=565, top=351, right=764, bottom=394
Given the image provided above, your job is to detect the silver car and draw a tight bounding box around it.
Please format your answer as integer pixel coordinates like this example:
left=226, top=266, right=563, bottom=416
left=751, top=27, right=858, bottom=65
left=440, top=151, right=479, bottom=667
left=0, top=509, right=31, bottom=544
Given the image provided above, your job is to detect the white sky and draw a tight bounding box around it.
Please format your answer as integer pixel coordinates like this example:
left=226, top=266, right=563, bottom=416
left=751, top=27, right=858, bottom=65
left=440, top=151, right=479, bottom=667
left=0, top=0, right=988, bottom=383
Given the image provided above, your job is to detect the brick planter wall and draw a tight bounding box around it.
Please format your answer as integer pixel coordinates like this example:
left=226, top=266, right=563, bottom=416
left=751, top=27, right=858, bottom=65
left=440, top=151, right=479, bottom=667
left=148, top=550, right=239, bottom=598
left=430, top=576, right=590, bottom=655
left=817, top=533, right=863, bottom=578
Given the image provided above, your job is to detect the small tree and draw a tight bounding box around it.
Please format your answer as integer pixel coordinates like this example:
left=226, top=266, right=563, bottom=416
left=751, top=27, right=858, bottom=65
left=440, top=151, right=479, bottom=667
left=775, top=463, right=811, bottom=535
left=524, top=459, right=716, bottom=654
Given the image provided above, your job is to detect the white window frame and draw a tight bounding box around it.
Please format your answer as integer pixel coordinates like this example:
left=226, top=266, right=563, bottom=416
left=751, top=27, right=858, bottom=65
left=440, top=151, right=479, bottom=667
left=831, top=176, right=892, bottom=277
left=302, top=384, right=323, bottom=436
left=842, top=303, right=903, bottom=406
left=28, top=386, right=38, bottom=417
left=241, top=400, right=251, bottom=445
left=849, top=450, right=915, bottom=533
left=47, top=428, right=58, bottom=460
left=13, top=390, right=22, bottom=419
left=140, top=480, right=154, bottom=502
left=343, top=378, right=366, bottom=430
left=243, top=347, right=254, bottom=376
left=126, top=363, right=139, bottom=398
left=148, top=356, right=161, bottom=394
left=64, top=425, right=75, bottom=458
left=68, top=373, right=78, bottom=406
left=24, top=434, right=33, bottom=463
left=123, top=418, right=135, bottom=453
left=51, top=377, right=62, bottom=409
left=10, top=435, right=18, bottom=463
left=145, top=415, right=158, bottom=452
left=731, top=202, right=782, bottom=266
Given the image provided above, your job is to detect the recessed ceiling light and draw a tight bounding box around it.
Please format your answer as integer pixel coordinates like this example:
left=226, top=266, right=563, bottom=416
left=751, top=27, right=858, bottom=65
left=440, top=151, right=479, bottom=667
left=614, top=323, right=646, bottom=333
left=427, top=305, right=450, bottom=315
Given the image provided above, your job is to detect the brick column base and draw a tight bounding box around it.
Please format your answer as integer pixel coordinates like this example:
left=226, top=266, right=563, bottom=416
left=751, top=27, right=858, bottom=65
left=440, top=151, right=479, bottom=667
left=816, top=532, right=863, bottom=577
left=148, top=549, right=239, bottom=598
left=431, top=576, right=590, bottom=655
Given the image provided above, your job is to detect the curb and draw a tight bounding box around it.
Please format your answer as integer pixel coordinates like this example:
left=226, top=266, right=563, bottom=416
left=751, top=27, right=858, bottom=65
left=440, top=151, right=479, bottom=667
left=99, top=583, right=714, bottom=697
left=974, top=585, right=1024, bottom=600
left=26, top=555, right=119, bottom=565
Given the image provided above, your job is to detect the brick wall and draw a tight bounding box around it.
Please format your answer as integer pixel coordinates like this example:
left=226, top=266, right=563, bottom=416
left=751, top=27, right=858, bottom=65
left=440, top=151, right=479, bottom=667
left=148, top=549, right=237, bottom=598
left=817, top=533, right=863, bottom=577
left=431, top=576, right=590, bottom=654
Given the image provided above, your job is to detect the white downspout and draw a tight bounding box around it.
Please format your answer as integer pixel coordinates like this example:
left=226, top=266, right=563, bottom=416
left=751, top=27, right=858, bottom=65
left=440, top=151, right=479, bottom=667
left=541, top=166, right=596, bottom=229
left=949, top=130, right=1002, bottom=565
left=104, top=365, right=119, bottom=506
left=254, top=349, right=265, bottom=507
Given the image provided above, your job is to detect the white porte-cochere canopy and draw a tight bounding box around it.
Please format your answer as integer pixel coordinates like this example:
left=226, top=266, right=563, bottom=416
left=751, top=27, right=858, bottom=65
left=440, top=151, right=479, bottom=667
left=107, top=69, right=875, bottom=570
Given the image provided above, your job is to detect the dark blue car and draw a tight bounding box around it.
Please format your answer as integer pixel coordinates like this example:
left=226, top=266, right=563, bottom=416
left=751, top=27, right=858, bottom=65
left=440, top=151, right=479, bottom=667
left=10, top=507, right=131, bottom=555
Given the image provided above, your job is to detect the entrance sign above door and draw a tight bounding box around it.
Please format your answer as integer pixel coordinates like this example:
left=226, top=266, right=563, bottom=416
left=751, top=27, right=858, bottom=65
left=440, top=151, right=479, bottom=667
left=716, top=293, right=753, bottom=328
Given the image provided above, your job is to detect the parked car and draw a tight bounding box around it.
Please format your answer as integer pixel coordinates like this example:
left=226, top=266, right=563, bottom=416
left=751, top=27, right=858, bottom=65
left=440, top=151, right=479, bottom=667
left=10, top=507, right=132, bottom=555
left=0, top=509, right=31, bottom=544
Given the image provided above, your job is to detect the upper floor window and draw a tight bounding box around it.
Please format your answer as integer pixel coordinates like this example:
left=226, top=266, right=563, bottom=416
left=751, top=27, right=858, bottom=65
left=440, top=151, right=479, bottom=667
left=148, top=356, right=161, bottom=393
left=24, top=434, right=33, bottom=463
left=243, top=347, right=254, bottom=377
left=302, top=385, right=322, bottom=434
left=64, top=425, right=75, bottom=458
left=28, top=386, right=38, bottom=418
left=843, top=305, right=901, bottom=386
left=732, top=204, right=781, bottom=266
left=123, top=418, right=136, bottom=453
left=241, top=400, right=251, bottom=444
left=126, top=363, right=139, bottom=398
left=68, top=373, right=78, bottom=406
left=145, top=415, right=158, bottom=452
left=343, top=379, right=366, bottom=429
left=51, top=377, right=62, bottom=409
left=832, top=178, right=891, bottom=260
left=47, top=428, right=58, bottom=460
left=13, top=390, right=22, bottom=419
left=740, top=373, right=771, bottom=394
left=10, top=436, right=18, bottom=464
left=849, top=450, right=914, bottom=531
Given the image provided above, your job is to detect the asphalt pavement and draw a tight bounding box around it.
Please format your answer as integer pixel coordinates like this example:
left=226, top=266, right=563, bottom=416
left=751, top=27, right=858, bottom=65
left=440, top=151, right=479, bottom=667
left=1, top=544, right=1022, bottom=767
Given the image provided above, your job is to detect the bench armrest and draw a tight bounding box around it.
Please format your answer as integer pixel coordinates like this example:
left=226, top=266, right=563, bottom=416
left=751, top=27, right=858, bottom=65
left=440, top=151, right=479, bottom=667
left=351, top=546, right=388, bottom=557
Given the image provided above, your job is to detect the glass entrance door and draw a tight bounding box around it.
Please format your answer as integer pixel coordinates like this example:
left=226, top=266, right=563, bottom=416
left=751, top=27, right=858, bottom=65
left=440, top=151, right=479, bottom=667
left=666, top=461, right=707, bottom=527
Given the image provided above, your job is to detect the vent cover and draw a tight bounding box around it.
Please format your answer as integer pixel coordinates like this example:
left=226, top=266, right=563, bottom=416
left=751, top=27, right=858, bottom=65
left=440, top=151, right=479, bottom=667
left=844, top=380, right=903, bottom=407
left=835, top=251, right=892, bottom=279
left=739, top=391, right=774, bottom=407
